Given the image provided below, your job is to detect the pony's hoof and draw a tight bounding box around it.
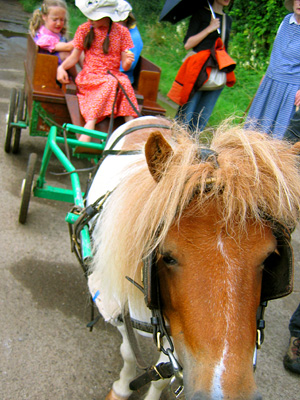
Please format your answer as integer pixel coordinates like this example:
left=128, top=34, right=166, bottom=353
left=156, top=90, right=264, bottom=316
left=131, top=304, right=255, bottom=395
left=105, top=389, right=129, bottom=400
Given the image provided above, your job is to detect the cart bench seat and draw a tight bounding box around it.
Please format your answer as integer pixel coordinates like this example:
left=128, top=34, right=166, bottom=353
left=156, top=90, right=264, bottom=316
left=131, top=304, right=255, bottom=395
left=133, top=58, right=166, bottom=116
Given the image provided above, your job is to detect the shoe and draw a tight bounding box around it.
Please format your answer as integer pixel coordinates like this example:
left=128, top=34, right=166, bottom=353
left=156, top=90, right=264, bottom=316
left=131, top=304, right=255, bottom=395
left=283, top=336, right=300, bottom=374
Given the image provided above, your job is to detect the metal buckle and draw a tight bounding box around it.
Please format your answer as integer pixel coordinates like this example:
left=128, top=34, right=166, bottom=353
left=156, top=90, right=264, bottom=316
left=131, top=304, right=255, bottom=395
left=167, top=349, right=183, bottom=386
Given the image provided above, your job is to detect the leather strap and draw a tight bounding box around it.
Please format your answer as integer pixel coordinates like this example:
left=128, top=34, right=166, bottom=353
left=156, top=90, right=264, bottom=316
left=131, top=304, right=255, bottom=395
left=122, top=306, right=148, bottom=370
left=129, top=362, right=174, bottom=391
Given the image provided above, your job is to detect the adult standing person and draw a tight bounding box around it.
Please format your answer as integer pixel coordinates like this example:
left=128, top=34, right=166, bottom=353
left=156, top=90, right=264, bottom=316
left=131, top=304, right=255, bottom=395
left=57, top=0, right=139, bottom=141
left=174, top=0, right=233, bottom=132
left=245, top=0, right=300, bottom=139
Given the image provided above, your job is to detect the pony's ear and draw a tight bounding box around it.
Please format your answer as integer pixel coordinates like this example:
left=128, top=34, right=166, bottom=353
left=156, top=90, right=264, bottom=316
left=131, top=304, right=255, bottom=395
left=145, top=131, right=174, bottom=182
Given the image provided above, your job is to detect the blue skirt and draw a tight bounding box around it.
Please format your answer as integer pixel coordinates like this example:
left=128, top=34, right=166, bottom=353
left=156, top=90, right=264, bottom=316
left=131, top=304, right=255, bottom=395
left=245, top=75, right=298, bottom=139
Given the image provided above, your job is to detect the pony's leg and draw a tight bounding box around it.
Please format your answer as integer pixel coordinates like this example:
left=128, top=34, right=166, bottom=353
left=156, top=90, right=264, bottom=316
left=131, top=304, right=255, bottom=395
left=106, top=325, right=136, bottom=400
left=144, top=351, right=171, bottom=400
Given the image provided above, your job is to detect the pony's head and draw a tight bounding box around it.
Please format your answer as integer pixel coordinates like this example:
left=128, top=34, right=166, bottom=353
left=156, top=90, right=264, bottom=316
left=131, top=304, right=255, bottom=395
left=90, top=119, right=300, bottom=399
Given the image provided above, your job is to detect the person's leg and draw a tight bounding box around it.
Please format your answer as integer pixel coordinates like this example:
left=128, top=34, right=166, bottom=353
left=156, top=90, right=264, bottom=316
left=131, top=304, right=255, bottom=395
left=289, top=303, right=300, bottom=337
left=175, top=93, right=201, bottom=129
left=78, top=119, right=97, bottom=142
left=189, top=88, right=223, bottom=132
left=283, top=303, right=300, bottom=374
left=124, top=116, right=134, bottom=122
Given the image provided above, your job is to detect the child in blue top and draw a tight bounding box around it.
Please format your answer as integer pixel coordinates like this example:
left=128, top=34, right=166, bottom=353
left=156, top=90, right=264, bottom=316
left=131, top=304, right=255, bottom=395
left=119, top=9, right=143, bottom=84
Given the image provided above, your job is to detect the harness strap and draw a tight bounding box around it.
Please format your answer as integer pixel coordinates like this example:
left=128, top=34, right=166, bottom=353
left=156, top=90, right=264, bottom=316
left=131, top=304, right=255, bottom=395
left=102, top=149, right=142, bottom=156
left=107, top=124, right=171, bottom=152
left=129, top=362, right=174, bottom=391
left=107, top=83, right=119, bottom=138
left=67, top=192, right=112, bottom=275
left=122, top=306, right=149, bottom=370
left=107, top=70, right=142, bottom=118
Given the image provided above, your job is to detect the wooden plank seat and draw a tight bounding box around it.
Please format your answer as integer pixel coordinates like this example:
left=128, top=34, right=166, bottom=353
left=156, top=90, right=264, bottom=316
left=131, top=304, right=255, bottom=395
left=132, top=57, right=166, bottom=117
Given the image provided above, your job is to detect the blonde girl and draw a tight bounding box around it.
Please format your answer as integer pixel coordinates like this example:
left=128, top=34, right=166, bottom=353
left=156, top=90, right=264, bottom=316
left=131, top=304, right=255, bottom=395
left=29, top=0, right=77, bottom=75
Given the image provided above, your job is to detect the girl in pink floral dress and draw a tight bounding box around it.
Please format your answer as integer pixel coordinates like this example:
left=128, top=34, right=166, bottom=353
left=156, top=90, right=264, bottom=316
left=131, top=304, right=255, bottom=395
left=57, top=0, right=139, bottom=140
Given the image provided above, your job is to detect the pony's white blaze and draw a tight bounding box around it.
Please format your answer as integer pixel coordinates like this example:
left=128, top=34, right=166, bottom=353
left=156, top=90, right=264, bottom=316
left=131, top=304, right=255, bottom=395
left=217, top=235, right=225, bottom=256
left=217, top=234, right=237, bottom=327
left=211, top=341, right=228, bottom=399
left=212, top=234, right=240, bottom=396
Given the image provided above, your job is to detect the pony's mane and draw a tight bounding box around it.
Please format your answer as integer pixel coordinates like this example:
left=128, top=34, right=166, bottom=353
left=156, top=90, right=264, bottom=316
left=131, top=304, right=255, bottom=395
left=90, top=122, right=300, bottom=310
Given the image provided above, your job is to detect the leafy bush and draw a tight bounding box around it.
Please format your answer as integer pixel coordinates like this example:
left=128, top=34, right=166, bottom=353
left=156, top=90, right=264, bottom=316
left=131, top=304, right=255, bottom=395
left=228, top=0, right=287, bottom=69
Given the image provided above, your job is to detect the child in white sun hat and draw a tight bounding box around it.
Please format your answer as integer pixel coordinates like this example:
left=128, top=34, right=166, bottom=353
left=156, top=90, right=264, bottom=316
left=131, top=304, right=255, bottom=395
left=57, top=0, right=139, bottom=140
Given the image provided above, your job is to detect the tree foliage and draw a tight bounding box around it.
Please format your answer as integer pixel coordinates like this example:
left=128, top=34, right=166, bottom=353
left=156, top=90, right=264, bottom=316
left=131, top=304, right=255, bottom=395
left=228, top=0, right=288, bottom=68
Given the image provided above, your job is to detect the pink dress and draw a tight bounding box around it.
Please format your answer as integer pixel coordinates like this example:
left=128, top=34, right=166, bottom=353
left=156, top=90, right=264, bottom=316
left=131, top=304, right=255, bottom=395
left=73, top=22, right=139, bottom=122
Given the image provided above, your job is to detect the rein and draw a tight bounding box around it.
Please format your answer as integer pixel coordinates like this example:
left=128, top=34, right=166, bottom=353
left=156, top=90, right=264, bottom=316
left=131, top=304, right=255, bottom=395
left=106, top=70, right=142, bottom=139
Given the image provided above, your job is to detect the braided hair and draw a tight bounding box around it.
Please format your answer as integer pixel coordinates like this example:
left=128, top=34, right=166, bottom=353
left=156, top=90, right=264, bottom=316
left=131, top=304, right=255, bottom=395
left=83, top=19, right=113, bottom=54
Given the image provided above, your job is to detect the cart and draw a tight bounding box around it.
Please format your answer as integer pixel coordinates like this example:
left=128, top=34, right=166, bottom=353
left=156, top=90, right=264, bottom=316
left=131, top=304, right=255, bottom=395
left=5, top=35, right=166, bottom=155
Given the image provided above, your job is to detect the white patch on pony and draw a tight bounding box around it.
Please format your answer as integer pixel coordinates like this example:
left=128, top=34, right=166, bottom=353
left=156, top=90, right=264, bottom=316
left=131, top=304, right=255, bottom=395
left=211, top=341, right=227, bottom=399
left=217, top=235, right=225, bottom=256
left=213, top=235, right=237, bottom=398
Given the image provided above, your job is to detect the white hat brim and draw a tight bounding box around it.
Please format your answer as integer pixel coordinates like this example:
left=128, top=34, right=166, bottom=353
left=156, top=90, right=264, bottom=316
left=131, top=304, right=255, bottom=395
left=75, top=1, right=130, bottom=21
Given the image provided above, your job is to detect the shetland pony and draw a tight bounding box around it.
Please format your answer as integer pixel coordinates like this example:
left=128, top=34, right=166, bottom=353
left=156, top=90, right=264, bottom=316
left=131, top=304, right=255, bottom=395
left=86, top=116, right=300, bottom=400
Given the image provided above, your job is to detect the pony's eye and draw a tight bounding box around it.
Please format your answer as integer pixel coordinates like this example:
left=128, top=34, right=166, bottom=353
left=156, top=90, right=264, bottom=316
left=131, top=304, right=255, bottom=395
left=162, top=254, right=178, bottom=266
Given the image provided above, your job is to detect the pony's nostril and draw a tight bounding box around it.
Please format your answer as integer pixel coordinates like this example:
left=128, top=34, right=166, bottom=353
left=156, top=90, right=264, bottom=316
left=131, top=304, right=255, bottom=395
left=253, top=392, right=263, bottom=400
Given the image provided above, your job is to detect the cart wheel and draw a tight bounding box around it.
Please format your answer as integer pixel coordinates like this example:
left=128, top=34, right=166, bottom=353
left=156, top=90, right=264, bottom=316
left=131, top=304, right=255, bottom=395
left=19, top=153, right=37, bottom=224
left=5, top=88, right=17, bottom=153
left=12, top=89, right=25, bottom=154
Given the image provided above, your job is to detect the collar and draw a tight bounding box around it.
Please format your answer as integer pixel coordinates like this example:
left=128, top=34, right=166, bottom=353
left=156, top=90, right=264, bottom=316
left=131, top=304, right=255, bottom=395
left=289, top=14, right=300, bottom=25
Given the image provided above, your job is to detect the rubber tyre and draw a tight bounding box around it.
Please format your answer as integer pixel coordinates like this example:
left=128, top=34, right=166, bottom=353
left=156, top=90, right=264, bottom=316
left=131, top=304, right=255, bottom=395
left=19, top=153, right=37, bottom=224
left=5, top=88, right=17, bottom=153
left=12, top=89, right=25, bottom=154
